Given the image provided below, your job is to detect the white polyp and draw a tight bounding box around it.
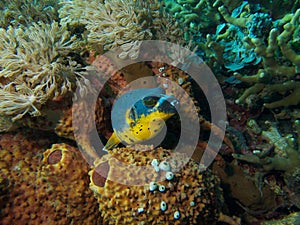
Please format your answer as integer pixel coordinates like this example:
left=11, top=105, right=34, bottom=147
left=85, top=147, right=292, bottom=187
left=159, top=67, right=165, bottom=72
left=160, top=201, right=167, bottom=211
left=137, top=207, right=144, bottom=213
left=159, top=185, right=166, bottom=192
left=159, top=161, right=171, bottom=171
left=174, top=211, right=181, bottom=220
left=165, top=171, right=174, bottom=181
left=149, top=182, right=158, bottom=191
left=151, top=159, right=160, bottom=167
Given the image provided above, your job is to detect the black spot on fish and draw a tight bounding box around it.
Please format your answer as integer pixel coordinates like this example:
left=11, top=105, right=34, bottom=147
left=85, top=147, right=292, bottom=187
left=154, top=129, right=158, bottom=133
left=139, top=129, right=142, bottom=131
left=136, top=132, right=139, bottom=134
left=125, top=135, right=128, bottom=138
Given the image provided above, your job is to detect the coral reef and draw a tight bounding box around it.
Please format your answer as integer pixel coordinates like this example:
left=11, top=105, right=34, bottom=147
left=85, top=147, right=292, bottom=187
left=59, top=0, right=184, bottom=58
left=162, top=0, right=222, bottom=35
left=89, top=146, right=222, bottom=225
left=0, top=131, right=102, bottom=225
left=0, top=0, right=299, bottom=224
left=232, top=119, right=300, bottom=211
left=261, top=212, right=300, bottom=225
left=0, top=0, right=59, bottom=28
left=0, top=21, right=90, bottom=122
left=248, top=0, right=300, bottom=19
left=210, top=2, right=300, bottom=109
left=233, top=8, right=300, bottom=108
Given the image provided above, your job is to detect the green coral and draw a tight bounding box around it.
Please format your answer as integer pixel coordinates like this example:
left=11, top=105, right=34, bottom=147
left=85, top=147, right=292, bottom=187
left=233, top=120, right=300, bottom=173
left=208, top=1, right=300, bottom=108
left=261, top=212, right=300, bottom=225
left=0, top=21, right=89, bottom=121
left=233, top=8, right=300, bottom=108
left=163, top=0, right=222, bottom=35
left=233, top=119, right=300, bottom=212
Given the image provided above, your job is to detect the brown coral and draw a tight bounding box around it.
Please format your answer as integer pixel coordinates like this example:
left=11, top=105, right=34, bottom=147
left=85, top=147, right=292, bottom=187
left=59, top=0, right=184, bottom=59
left=0, top=131, right=102, bottom=225
left=0, top=21, right=90, bottom=121
left=89, top=146, right=222, bottom=225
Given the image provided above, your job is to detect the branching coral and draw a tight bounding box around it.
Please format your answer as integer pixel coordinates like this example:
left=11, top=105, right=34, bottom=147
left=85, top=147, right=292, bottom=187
left=163, top=0, right=222, bottom=35
left=201, top=1, right=300, bottom=108
left=233, top=120, right=300, bottom=208
left=233, top=120, right=300, bottom=172
left=233, top=8, right=300, bottom=108
left=59, top=0, right=184, bottom=58
left=0, top=0, right=59, bottom=28
left=0, top=21, right=90, bottom=121
left=194, top=1, right=272, bottom=72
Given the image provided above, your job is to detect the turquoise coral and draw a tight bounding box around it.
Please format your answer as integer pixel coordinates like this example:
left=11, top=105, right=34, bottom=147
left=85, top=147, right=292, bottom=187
left=233, top=8, right=300, bottom=108
left=163, top=0, right=222, bottom=35
left=209, top=1, right=300, bottom=108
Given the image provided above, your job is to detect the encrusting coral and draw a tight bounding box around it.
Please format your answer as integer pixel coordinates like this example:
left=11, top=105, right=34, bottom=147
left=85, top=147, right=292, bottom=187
left=0, top=21, right=90, bottom=121
left=89, top=146, right=223, bottom=225
left=0, top=131, right=102, bottom=225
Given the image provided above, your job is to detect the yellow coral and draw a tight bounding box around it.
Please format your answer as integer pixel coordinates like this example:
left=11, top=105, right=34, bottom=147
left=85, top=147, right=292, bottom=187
left=0, top=131, right=102, bottom=225
left=89, top=146, right=222, bottom=225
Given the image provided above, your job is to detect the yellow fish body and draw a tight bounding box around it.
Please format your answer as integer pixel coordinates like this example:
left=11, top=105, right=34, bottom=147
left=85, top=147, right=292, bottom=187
left=103, top=87, right=179, bottom=151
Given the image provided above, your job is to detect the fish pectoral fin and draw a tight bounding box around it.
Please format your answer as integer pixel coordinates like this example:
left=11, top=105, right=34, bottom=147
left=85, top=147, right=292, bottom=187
left=103, top=132, right=120, bottom=151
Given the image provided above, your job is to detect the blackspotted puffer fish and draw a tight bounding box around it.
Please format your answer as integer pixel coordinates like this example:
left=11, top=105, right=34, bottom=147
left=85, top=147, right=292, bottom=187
left=103, top=87, right=179, bottom=151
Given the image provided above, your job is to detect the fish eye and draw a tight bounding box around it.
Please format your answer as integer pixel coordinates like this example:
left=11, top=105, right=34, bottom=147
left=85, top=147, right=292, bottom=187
left=143, top=96, right=159, bottom=107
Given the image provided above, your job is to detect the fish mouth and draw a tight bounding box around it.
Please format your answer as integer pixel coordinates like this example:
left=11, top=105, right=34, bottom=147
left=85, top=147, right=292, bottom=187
left=170, top=99, right=180, bottom=108
left=158, top=96, right=180, bottom=114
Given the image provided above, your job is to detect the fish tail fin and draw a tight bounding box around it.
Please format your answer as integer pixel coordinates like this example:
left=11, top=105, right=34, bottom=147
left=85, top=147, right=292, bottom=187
left=103, top=132, right=120, bottom=151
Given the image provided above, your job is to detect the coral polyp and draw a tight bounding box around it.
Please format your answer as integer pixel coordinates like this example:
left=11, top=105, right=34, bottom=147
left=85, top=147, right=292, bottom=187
left=0, top=21, right=89, bottom=121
